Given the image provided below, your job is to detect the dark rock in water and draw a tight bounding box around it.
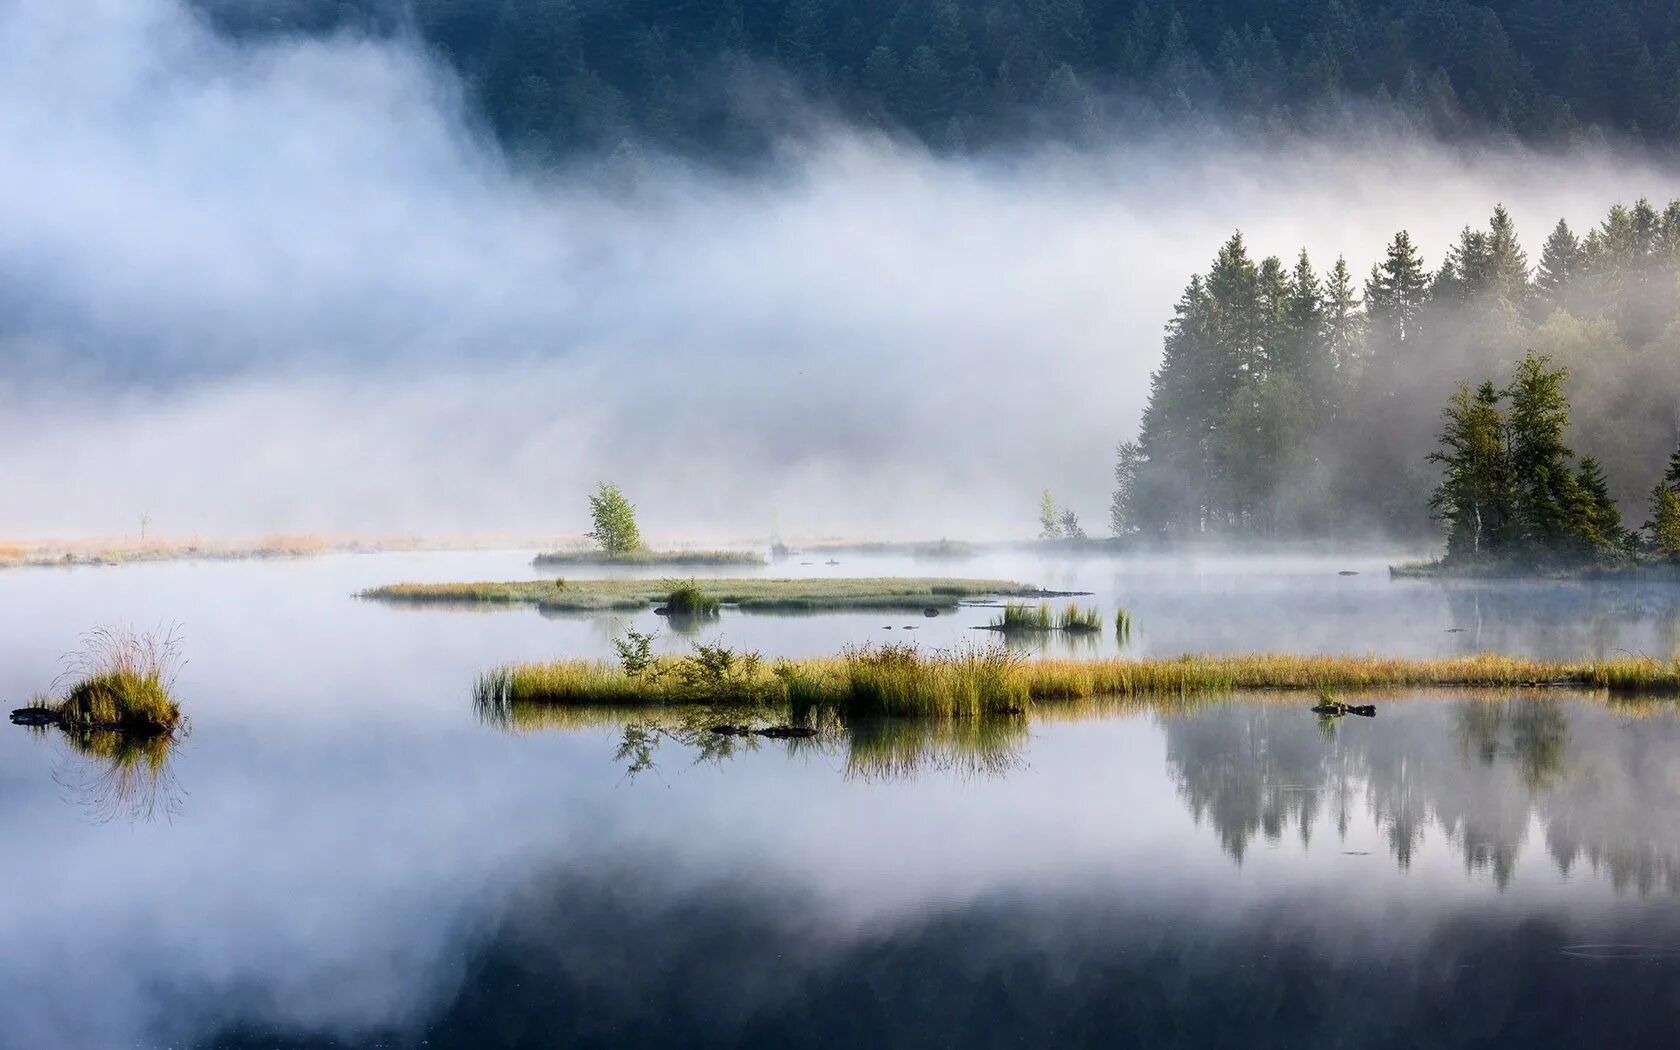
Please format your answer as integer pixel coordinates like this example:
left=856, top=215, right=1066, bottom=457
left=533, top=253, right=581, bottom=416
left=1445, top=627, right=1466, bottom=633
left=755, top=725, right=818, bottom=739
left=923, top=608, right=939, bottom=617
left=825, top=559, right=840, bottom=566
left=10, top=707, right=59, bottom=727
left=653, top=605, right=670, bottom=615
left=1311, top=701, right=1376, bottom=718
left=902, top=625, right=917, bottom=630
left=883, top=625, right=893, bottom=629
left=1338, top=570, right=1359, bottom=576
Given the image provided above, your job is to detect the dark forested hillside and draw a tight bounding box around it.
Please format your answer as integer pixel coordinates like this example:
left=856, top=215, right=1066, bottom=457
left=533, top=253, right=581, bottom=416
left=196, top=1, right=1680, bottom=160
left=1111, top=200, right=1680, bottom=543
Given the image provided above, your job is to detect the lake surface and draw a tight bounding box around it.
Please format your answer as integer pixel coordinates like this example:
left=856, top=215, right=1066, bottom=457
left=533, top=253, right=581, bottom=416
left=3, top=550, right=1680, bottom=1048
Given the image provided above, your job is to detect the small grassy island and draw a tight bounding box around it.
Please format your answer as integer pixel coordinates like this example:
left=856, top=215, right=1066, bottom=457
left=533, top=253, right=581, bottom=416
left=11, top=627, right=184, bottom=735
left=533, top=480, right=766, bottom=568
left=362, top=576, right=1039, bottom=613
left=476, top=644, right=1680, bottom=722
left=981, top=602, right=1104, bottom=634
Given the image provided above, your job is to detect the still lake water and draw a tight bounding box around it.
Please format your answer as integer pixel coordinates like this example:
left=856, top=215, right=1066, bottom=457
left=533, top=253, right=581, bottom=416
left=3, top=549, right=1680, bottom=1048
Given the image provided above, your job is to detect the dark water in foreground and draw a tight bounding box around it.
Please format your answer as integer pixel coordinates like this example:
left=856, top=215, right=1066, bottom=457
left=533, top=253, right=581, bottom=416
left=3, top=551, right=1680, bottom=1048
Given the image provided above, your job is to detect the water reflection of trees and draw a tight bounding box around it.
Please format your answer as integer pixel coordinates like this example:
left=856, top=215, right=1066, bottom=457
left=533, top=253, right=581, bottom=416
left=1161, top=694, right=1680, bottom=893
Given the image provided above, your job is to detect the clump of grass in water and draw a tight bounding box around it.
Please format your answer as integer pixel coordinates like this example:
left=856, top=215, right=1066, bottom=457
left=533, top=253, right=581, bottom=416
left=831, top=643, right=1029, bottom=719
left=1114, top=608, right=1133, bottom=640
left=992, top=602, right=1053, bottom=632
left=1056, top=603, right=1103, bottom=633
left=31, top=626, right=185, bottom=733
left=661, top=579, right=721, bottom=616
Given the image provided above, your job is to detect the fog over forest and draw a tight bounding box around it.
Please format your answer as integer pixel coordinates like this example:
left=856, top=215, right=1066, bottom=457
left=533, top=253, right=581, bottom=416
left=5, top=0, right=1680, bottom=540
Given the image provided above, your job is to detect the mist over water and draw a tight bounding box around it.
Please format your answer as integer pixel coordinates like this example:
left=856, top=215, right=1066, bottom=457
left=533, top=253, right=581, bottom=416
left=6, top=0, right=1680, bottom=538
left=5, top=553, right=1680, bottom=1048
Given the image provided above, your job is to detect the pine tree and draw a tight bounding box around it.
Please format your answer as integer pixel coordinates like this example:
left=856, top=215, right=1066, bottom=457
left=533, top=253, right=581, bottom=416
left=1110, top=440, right=1144, bottom=537
left=1365, top=231, right=1431, bottom=347
left=1571, top=455, right=1626, bottom=555
left=1535, top=218, right=1582, bottom=309
left=1651, top=485, right=1680, bottom=560
left=1321, top=255, right=1363, bottom=379
left=1363, top=232, right=1431, bottom=407
left=1504, top=352, right=1582, bottom=553
left=1135, top=273, right=1220, bottom=533
left=1485, top=204, right=1531, bottom=304
left=1281, top=249, right=1329, bottom=401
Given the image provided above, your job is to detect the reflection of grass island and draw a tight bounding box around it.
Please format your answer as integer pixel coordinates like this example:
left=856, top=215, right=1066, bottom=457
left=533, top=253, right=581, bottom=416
left=363, top=576, right=1048, bottom=613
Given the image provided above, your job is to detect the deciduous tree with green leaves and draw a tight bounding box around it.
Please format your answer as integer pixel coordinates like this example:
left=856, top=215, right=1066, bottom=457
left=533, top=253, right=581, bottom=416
left=586, top=482, right=643, bottom=555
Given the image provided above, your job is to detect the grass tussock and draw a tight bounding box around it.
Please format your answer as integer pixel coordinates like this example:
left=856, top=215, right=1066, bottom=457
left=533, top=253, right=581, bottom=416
left=1056, top=603, right=1103, bottom=633
left=992, top=602, right=1053, bottom=631
left=989, top=601, right=1102, bottom=634
left=366, top=576, right=1024, bottom=613
left=533, top=548, right=766, bottom=567
left=34, top=626, right=184, bottom=733
left=661, top=579, right=721, bottom=616
left=1115, top=608, right=1133, bottom=639
left=475, top=646, right=1680, bottom=719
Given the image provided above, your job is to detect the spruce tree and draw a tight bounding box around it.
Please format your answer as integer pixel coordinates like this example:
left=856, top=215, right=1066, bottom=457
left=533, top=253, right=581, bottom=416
left=1651, top=485, right=1680, bottom=560
left=1110, top=440, right=1144, bottom=537
left=1485, top=204, right=1531, bottom=304
left=1282, top=250, right=1329, bottom=402
left=1504, top=352, right=1582, bottom=555
left=1571, top=455, right=1626, bottom=555
left=1365, top=231, right=1431, bottom=347
left=1535, top=218, right=1582, bottom=309
left=1321, top=255, right=1363, bottom=379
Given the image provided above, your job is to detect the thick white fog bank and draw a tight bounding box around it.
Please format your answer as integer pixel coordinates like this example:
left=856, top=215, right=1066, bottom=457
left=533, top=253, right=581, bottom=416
left=4, top=0, right=1680, bottom=538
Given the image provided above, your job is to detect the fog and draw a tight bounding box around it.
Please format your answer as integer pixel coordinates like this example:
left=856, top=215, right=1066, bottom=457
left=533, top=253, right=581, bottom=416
left=5, top=0, right=1680, bottom=540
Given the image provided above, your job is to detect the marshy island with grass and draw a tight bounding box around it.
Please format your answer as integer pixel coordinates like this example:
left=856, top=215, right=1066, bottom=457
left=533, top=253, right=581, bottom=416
left=361, top=576, right=1063, bottom=614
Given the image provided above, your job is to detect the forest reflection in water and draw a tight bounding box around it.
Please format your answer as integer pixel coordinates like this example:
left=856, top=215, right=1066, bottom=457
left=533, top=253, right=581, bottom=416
left=488, top=690, right=1680, bottom=896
